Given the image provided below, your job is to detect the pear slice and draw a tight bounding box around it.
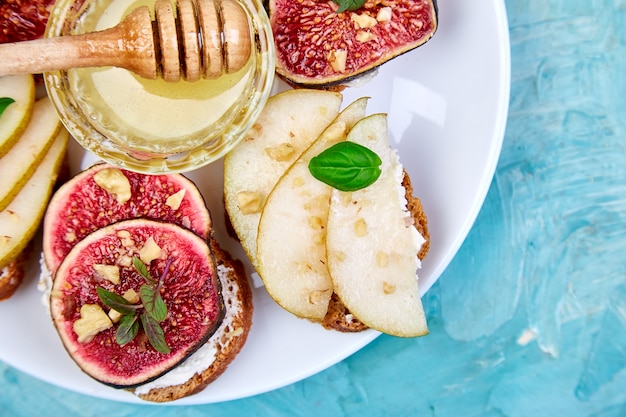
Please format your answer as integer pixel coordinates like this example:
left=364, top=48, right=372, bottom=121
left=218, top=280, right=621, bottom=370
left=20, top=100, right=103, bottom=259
left=0, top=74, right=36, bottom=157
left=0, top=128, right=69, bottom=269
left=256, top=97, right=368, bottom=320
left=0, top=97, right=62, bottom=211
left=325, top=114, right=428, bottom=337
left=224, top=89, right=342, bottom=267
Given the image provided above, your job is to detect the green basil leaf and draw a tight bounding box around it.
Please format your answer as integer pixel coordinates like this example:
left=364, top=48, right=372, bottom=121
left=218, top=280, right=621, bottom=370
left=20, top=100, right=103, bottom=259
left=141, top=312, right=170, bottom=354
left=308, top=142, right=382, bottom=192
left=333, top=0, right=366, bottom=13
left=116, top=314, right=139, bottom=345
left=139, top=284, right=167, bottom=322
left=133, top=256, right=155, bottom=285
left=97, top=287, right=137, bottom=316
left=0, top=97, right=15, bottom=119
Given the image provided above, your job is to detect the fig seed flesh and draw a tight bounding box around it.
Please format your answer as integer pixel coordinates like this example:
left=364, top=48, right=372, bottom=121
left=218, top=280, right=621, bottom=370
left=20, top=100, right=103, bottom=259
left=50, top=219, right=224, bottom=388
left=43, top=164, right=211, bottom=275
left=270, top=0, right=438, bottom=87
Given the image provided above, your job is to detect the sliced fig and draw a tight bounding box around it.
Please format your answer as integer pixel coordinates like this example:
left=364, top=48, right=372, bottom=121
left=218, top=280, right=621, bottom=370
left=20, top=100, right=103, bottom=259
left=43, top=163, right=211, bottom=275
left=270, top=0, right=438, bottom=88
left=50, top=218, right=224, bottom=388
left=0, top=0, right=55, bottom=44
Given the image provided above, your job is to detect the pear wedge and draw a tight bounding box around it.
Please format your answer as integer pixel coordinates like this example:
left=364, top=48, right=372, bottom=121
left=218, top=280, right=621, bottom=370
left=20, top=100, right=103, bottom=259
left=0, top=74, right=36, bottom=157
left=0, top=128, right=69, bottom=269
left=224, top=89, right=342, bottom=267
left=325, top=114, right=428, bottom=337
left=256, top=97, right=368, bottom=321
left=0, top=97, right=62, bottom=211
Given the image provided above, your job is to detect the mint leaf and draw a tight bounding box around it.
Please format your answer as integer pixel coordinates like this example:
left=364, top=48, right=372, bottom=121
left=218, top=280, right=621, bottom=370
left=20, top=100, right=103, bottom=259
left=132, top=256, right=155, bottom=285
left=0, top=97, right=15, bottom=119
left=97, top=287, right=138, bottom=316
left=333, top=0, right=366, bottom=13
left=308, top=142, right=382, bottom=191
left=141, top=312, right=170, bottom=354
left=102, top=257, right=171, bottom=352
left=140, top=284, right=167, bottom=322
left=116, top=314, right=139, bottom=345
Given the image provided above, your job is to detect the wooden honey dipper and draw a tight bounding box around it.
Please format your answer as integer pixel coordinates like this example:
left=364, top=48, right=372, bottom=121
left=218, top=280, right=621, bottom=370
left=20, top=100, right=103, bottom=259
left=0, top=0, right=252, bottom=82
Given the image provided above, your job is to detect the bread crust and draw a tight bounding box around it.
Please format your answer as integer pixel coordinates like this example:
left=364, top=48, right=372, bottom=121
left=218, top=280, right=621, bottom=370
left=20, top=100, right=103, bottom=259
left=321, top=170, right=429, bottom=332
left=225, top=166, right=428, bottom=334
left=0, top=242, right=33, bottom=301
left=321, top=292, right=369, bottom=332
left=134, top=239, right=253, bottom=402
left=402, top=170, right=430, bottom=261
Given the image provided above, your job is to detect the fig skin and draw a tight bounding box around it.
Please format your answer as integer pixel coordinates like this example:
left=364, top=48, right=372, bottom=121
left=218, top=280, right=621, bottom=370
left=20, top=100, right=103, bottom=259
left=50, top=219, right=225, bottom=389
left=269, top=0, right=438, bottom=89
left=43, top=163, right=212, bottom=275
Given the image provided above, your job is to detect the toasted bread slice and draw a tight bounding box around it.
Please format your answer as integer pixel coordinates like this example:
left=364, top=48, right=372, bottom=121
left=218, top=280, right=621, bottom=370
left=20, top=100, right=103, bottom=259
left=0, top=242, right=32, bottom=301
left=255, top=97, right=369, bottom=322
left=321, top=170, right=429, bottom=332
left=326, top=111, right=429, bottom=338
left=133, top=239, right=253, bottom=402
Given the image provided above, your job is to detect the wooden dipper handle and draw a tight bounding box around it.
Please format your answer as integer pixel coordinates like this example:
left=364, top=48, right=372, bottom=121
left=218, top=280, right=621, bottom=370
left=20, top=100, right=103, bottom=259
left=0, top=0, right=252, bottom=82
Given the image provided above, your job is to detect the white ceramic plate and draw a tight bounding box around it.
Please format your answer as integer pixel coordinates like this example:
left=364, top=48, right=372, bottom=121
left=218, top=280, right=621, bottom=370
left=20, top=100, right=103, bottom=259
left=0, top=0, right=510, bottom=405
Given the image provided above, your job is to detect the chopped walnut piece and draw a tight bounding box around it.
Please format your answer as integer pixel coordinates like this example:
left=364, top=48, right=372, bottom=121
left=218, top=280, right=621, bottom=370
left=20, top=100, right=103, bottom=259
left=165, top=189, right=186, bottom=210
left=383, top=281, right=396, bottom=294
left=237, top=191, right=264, bottom=214
left=265, top=143, right=296, bottom=161
left=376, top=251, right=389, bottom=267
left=139, top=236, right=162, bottom=264
left=354, top=218, right=368, bottom=237
left=328, top=49, right=348, bottom=73
left=93, top=264, right=120, bottom=284
left=108, top=289, right=140, bottom=323
left=117, top=230, right=134, bottom=248
left=73, top=304, right=113, bottom=343
left=351, top=12, right=378, bottom=29
left=376, top=7, right=392, bottom=22
left=308, top=216, right=324, bottom=230
left=356, top=31, right=376, bottom=43
left=93, top=168, right=132, bottom=204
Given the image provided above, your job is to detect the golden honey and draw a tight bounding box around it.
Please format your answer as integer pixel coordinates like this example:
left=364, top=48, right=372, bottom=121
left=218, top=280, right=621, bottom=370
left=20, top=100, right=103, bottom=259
left=45, top=0, right=274, bottom=173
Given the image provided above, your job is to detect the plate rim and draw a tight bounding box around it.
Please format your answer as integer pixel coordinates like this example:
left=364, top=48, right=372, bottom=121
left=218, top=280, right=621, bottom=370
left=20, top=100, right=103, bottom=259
left=0, top=0, right=511, bottom=405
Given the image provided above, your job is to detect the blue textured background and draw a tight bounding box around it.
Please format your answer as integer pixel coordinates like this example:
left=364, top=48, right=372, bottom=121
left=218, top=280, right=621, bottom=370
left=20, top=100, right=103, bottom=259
left=3, top=0, right=626, bottom=415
